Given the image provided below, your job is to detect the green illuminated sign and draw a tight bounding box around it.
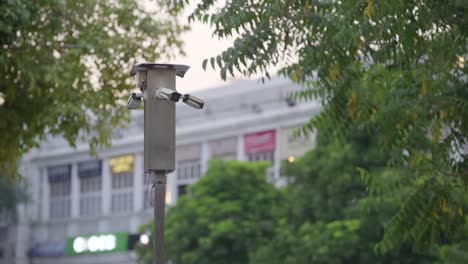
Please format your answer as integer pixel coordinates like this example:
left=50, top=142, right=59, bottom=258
left=65, top=232, right=128, bottom=256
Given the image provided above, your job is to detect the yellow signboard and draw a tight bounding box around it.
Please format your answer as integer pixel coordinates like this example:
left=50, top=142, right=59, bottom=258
left=109, top=155, right=134, bottom=174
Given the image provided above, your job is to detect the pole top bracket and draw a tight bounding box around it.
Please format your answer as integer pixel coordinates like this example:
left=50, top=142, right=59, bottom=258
left=130, top=63, right=190, bottom=78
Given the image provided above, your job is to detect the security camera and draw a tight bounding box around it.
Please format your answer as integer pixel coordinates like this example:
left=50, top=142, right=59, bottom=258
left=157, top=88, right=182, bottom=102
left=127, top=93, right=143, bottom=109
left=182, top=94, right=204, bottom=109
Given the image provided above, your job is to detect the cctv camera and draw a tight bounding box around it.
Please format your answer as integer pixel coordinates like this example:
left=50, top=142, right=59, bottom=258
left=157, top=88, right=182, bottom=102
left=182, top=94, right=204, bottom=109
left=127, top=93, right=143, bottom=109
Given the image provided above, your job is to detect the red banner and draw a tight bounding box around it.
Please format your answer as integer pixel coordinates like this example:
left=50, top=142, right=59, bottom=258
left=244, top=130, right=276, bottom=154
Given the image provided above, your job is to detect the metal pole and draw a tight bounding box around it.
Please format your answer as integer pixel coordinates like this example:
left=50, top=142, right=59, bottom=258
left=129, top=63, right=193, bottom=264
left=152, top=171, right=166, bottom=264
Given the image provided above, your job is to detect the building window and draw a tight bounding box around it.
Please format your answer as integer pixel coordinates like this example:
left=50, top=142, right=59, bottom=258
left=177, top=184, right=188, bottom=197
left=175, top=160, right=200, bottom=200
left=80, top=175, right=101, bottom=217
left=0, top=208, right=10, bottom=226
left=176, top=160, right=201, bottom=181
left=0, top=226, right=7, bottom=243
left=111, top=172, right=133, bottom=213
left=112, top=172, right=133, bottom=189
left=211, top=153, right=237, bottom=161
left=48, top=165, right=71, bottom=219
left=109, top=155, right=134, bottom=213
left=0, top=209, right=9, bottom=253
left=80, top=179, right=101, bottom=217
left=175, top=144, right=201, bottom=202
left=50, top=180, right=71, bottom=219
left=79, top=160, right=102, bottom=217
left=209, top=137, right=237, bottom=160
left=247, top=151, right=275, bottom=163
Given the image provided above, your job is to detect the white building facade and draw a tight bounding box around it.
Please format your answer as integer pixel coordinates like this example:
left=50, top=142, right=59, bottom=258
left=2, top=77, right=319, bottom=264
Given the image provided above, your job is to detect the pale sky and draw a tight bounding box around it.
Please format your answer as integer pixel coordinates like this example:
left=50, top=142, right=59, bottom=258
left=142, top=0, right=276, bottom=94
left=173, top=23, right=228, bottom=93
left=174, top=20, right=282, bottom=94
left=173, top=20, right=237, bottom=94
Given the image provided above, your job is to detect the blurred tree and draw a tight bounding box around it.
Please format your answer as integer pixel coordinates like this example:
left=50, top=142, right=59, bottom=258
left=136, top=160, right=283, bottom=264
left=0, top=177, right=28, bottom=212
left=0, top=0, right=186, bottom=179
left=164, top=0, right=468, bottom=252
left=251, top=129, right=437, bottom=263
left=435, top=192, right=468, bottom=263
left=0, top=176, right=28, bottom=228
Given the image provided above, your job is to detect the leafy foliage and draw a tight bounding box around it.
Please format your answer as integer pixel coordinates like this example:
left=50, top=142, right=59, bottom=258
left=137, top=129, right=445, bottom=263
left=435, top=191, right=468, bottom=263
left=251, top=219, right=364, bottom=264
left=164, top=0, right=468, bottom=252
left=0, top=0, right=186, bottom=179
left=0, top=176, right=28, bottom=225
left=136, top=160, right=283, bottom=264
left=0, top=176, right=28, bottom=211
left=252, top=128, right=435, bottom=263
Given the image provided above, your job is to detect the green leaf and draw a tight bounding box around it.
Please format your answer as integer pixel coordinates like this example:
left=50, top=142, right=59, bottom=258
left=216, top=55, right=223, bottom=68
left=210, top=57, right=215, bottom=69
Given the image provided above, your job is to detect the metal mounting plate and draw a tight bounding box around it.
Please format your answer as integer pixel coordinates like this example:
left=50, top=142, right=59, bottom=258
left=130, top=63, right=190, bottom=78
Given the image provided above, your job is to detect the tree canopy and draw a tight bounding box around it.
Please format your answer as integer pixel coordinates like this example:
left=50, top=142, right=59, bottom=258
left=137, top=129, right=458, bottom=263
left=165, top=0, right=468, bottom=252
left=253, top=128, right=437, bottom=263
left=0, top=0, right=186, bottom=179
left=0, top=176, right=28, bottom=211
left=136, top=160, right=283, bottom=264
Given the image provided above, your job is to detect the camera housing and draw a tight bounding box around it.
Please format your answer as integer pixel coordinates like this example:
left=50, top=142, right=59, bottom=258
left=127, top=93, right=143, bottom=109
left=182, top=94, right=205, bottom=109
left=156, top=88, right=182, bottom=102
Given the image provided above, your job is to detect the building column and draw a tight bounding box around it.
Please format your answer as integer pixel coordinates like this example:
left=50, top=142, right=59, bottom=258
left=166, top=171, right=175, bottom=206
left=99, top=158, right=111, bottom=233
left=134, top=153, right=144, bottom=212
left=71, top=164, right=80, bottom=218
left=30, top=164, right=41, bottom=223
left=37, top=167, right=50, bottom=243
left=68, top=164, right=80, bottom=236
left=130, top=153, right=142, bottom=233
left=14, top=205, right=30, bottom=264
left=41, top=168, right=50, bottom=223
left=14, top=161, right=34, bottom=264
left=102, top=158, right=111, bottom=215
left=274, top=127, right=282, bottom=185
left=200, top=141, right=210, bottom=175
left=130, top=157, right=141, bottom=235
left=167, top=171, right=177, bottom=206
left=237, top=134, right=246, bottom=161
